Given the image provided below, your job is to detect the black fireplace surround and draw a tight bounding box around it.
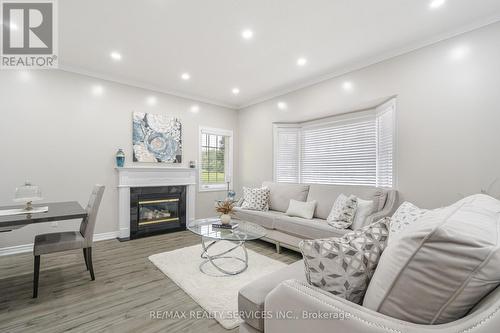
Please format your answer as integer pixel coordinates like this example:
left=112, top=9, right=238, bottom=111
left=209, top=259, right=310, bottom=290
left=130, top=186, right=187, bottom=239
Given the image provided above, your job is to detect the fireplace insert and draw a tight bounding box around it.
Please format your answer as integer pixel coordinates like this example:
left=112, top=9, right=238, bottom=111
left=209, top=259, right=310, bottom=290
left=130, top=186, right=186, bottom=239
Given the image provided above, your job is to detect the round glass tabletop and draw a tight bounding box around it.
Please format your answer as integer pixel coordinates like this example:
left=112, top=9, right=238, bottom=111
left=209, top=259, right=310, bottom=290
left=187, top=217, right=267, bottom=241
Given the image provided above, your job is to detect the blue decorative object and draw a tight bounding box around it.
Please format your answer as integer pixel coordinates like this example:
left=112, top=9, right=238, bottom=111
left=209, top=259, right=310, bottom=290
left=116, top=149, right=125, bottom=167
left=227, top=190, right=236, bottom=200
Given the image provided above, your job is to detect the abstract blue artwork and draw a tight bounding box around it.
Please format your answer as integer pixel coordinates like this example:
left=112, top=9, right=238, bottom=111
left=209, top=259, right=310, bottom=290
left=132, top=112, right=182, bottom=163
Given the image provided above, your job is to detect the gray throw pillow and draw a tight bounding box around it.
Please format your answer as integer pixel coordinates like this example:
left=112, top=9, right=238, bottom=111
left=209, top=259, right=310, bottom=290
left=388, top=201, right=428, bottom=244
left=327, top=194, right=358, bottom=229
left=300, top=218, right=390, bottom=304
left=241, top=187, right=270, bottom=211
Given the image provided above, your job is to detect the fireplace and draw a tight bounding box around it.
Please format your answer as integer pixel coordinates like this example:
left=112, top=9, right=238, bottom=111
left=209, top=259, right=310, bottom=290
left=130, top=186, right=186, bottom=239
left=116, top=166, right=196, bottom=241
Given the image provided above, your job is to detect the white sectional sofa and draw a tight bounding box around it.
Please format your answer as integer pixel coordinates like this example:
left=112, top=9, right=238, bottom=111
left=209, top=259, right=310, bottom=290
left=234, top=181, right=398, bottom=252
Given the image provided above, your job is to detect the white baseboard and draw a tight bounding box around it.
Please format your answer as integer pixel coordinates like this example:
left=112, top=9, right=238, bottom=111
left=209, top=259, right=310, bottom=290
left=0, top=231, right=121, bottom=257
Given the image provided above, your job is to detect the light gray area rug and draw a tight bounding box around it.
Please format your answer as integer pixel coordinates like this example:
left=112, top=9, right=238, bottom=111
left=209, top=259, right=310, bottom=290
left=148, top=242, right=287, bottom=329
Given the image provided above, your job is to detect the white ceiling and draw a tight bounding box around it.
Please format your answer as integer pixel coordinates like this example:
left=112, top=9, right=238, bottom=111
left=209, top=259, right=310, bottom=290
left=59, top=0, right=500, bottom=109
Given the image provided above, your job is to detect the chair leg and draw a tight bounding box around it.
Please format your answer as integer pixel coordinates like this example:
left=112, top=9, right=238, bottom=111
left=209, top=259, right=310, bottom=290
left=33, top=255, right=40, bottom=298
left=87, top=247, right=95, bottom=281
left=83, top=248, right=89, bottom=270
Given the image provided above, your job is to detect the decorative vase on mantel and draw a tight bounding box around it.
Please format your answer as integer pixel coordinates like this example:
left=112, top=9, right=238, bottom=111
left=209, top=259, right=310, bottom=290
left=116, top=149, right=125, bottom=167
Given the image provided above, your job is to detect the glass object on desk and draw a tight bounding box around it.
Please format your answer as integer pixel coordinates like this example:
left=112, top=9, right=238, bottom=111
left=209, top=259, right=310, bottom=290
left=116, top=148, right=125, bottom=167
left=14, top=181, right=42, bottom=211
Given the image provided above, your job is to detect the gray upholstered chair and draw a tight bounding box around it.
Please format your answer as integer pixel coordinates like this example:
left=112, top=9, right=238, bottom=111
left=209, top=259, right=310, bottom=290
left=33, top=185, right=105, bottom=298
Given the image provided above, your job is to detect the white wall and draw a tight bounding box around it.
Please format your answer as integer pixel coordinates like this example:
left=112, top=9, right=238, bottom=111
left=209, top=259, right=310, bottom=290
left=238, top=22, right=500, bottom=208
left=0, top=70, right=238, bottom=248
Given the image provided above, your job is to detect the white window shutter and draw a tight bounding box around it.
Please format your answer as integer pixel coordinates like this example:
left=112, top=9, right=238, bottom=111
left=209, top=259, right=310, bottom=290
left=274, top=126, right=300, bottom=183
left=301, top=118, right=377, bottom=185
left=376, top=99, right=396, bottom=188
left=272, top=99, right=395, bottom=188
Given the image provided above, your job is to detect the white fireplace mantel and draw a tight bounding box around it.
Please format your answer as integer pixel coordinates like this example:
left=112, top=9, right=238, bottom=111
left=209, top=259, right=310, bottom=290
left=116, top=166, right=197, bottom=240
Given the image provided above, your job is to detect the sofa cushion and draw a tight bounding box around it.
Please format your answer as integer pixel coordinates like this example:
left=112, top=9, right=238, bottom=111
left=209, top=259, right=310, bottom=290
left=363, top=194, right=500, bottom=325
left=327, top=194, right=358, bottom=229
left=388, top=201, right=429, bottom=244
left=307, top=184, right=387, bottom=220
left=239, top=260, right=306, bottom=331
left=262, top=181, right=310, bottom=213
left=241, top=187, right=270, bottom=211
left=274, top=215, right=350, bottom=239
left=351, top=197, right=375, bottom=230
left=233, top=207, right=284, bottom=229
left=286, top=199, right=316, bottom=219
left=300, top=218, right=390, bottom=304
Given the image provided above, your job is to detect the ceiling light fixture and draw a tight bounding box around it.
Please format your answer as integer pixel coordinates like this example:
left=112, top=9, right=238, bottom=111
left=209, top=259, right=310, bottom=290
left=342, top=81, right=354, bottom=91
left=190, top=105, right=200, bottom=113
left=110, top=51, right=122, bottom=61
left=91, top=85, right=104, bottom=96
left=297, top=57, right=307, bottom=66
left=146, top=96, right=157, bottom=106
left=450, top=45, right=469, bottom=61
left=242, top=29, right=254, bottom=40
left=232, top=88, right=240, bottom=95
left=181, top=73, right=191, bottom=80
left=277, top=101, right=288, bottom=110
left=429, top=0, right=446, bottom=9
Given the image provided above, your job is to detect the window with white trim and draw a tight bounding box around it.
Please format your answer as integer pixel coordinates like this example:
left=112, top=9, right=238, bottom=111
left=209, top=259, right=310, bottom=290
left=273, top=99, right=395, bottom=188
left=199, top=127, right=233, bottom=191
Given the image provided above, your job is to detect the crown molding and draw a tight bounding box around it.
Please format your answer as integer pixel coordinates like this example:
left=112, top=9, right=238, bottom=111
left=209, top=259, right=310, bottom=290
left=57, top=64, right=238, bottom=110
left=236, top=16, right=500, bottom=110
left=57, top=15, right=500, bottom=111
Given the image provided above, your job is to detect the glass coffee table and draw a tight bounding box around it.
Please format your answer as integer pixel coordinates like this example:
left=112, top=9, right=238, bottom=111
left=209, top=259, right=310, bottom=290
left=187, top=218, right=266, bottom=276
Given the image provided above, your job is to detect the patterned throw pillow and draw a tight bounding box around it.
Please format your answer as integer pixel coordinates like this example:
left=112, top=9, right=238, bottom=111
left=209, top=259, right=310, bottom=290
left=327, top=194, right=358, bottom=229
left=241, top=187, right=270, bottom=211
left=388, top=202, right=428, bottom=244
left=300, top=218, right=390, bottom=304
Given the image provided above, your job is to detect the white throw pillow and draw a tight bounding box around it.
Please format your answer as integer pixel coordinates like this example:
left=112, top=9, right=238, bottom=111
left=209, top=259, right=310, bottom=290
left=241, top=187, right=270, bottom=211
left=363, top=194, right=500, bottom=325
left=286, top=199, right=317, bottom=219
left=388, top=201, right=428, bottom=244
left=327, top=194, right=358, bottom=229
left=351, top=198, right=375, bottom=230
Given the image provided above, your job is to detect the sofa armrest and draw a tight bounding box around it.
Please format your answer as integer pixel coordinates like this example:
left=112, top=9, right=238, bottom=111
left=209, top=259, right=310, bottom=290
left=265, top=279, right=408, bottom=333
left=365, top=190, right=398, bottom=225
left=265, top=280, right=500, bottom=333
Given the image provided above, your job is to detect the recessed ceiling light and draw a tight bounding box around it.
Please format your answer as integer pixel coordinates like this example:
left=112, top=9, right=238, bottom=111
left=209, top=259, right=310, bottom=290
left=146, top=96, right=157, bottom=106
left=297, top=57, right=307, bottom=66
left=190, top=105, right=200, bottom=113
left=241, top=29, right=254, bottom=40
left=110, top=51, right=122, bottom=61
left=450, top=45, right=469, bottom=61
left=232, top=88, right=240, bottom=95
left=91, top=85, right=104, bottom=96
left=429, top=0, right=446, bottom=9
left=277, top=102, right=288, bottom=110
left=342, top=81, right=354, bottom=91
left=181, top=73, right=191, bottom=80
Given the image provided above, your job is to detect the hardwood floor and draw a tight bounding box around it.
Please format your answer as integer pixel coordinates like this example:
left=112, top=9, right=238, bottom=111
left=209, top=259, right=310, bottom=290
left=0, top=231, right=301, bottom=333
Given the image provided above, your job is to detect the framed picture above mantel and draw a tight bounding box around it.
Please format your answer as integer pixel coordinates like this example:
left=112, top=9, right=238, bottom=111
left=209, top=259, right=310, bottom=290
left=132, top=112, right=182, bottom=163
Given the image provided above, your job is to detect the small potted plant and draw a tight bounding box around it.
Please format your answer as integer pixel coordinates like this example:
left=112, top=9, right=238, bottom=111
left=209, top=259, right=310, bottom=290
left=215, top=199, right=235, bottom=225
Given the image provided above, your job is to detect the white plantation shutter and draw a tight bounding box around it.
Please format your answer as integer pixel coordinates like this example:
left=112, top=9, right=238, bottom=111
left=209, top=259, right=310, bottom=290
left=301, top=118, right=377, bottom=185
left=274, top=126, right=300, bottom=183
left=376, top=99, right=396, bottom=188
left=273, top=98, right=395, bottom=188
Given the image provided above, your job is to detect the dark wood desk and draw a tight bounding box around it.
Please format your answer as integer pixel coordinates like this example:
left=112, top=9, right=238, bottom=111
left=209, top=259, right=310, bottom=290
left=0, top=201, right=87, bottom=231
